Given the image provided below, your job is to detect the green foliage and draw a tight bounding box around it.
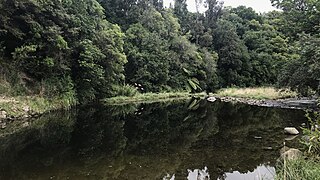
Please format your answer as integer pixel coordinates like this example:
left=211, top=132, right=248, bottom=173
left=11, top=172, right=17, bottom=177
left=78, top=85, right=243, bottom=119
left=187, top=78, right=202, bottom=92
left=111, top=85, right=139, bottom=97
left=0, top=0, right=318, bottom=105
left=276, top=158, right=320, bottom=180
left=0, top=0, right=126, bottom=103
left=302, top=111, right=320, bottom=156
left=214, top=18, right=252, bottom=87
left=271, top=0, right=320, bottom=39
left=278, top=34, right=320, bottom=95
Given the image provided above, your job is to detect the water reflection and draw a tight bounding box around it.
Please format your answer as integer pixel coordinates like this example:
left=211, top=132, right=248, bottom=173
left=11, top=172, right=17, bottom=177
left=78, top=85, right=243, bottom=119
left=0, top=99, right=306, bottom=179
left=187, top=167, right=210, bottom=180
left=221, top=165, right=275, bottom=180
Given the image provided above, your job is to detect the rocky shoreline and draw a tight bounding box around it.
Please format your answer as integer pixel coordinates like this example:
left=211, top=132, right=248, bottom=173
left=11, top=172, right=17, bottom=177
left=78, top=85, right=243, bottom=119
left=215, top=96, right=318, bottom=110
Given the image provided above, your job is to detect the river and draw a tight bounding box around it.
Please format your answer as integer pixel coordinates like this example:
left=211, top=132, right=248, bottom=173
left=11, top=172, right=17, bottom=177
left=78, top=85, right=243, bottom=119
left=0, top=98, right=306, bottom=179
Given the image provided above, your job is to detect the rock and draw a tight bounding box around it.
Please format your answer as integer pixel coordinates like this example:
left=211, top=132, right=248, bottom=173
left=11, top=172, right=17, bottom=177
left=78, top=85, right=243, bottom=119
left=1, top=122, right=6, bottom=129
left=284, top=127, right=299, bottom=135
left=254, top=136, right=262, bottom=139
left=0, top=110, right=7, bottom=119
left=22, top=122, right=30, bottom=128
left=285, top=135, right=298, bottom=141
left=207, top=97, right=216, bottom=102
left=263, top=147, right=273, bottom=150
left=281, top=148, right=302, bottom=160
left=23, top=106, right=30, bottom=112
left=23, top=114, right=29, bottom=119
left=311, top=124, right=320, bottom=131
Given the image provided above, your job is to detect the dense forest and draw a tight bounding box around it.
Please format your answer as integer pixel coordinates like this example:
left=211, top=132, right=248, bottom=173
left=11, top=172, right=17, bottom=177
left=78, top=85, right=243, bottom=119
left=0, top=0, right=319, bottom=104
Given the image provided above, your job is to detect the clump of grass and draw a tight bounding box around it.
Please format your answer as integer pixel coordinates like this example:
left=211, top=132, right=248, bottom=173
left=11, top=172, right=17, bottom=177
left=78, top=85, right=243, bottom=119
left=276, top=157, right=320, bottom=180
left=0, top=94, right=77, bottom=118
left=216, top=87, right=297, bottom=100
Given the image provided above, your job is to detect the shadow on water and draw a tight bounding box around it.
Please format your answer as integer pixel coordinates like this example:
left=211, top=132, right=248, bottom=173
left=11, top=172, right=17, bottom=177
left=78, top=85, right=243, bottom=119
left=0, top=98, right=307, bottom=180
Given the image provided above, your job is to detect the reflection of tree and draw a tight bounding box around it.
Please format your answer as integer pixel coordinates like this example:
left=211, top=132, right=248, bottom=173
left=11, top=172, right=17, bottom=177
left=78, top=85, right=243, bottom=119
left=124, top=98, right=219, bottom=156
left=0, top=110, right=76, bottom=179
left=0, top=100, right=306, bottom=180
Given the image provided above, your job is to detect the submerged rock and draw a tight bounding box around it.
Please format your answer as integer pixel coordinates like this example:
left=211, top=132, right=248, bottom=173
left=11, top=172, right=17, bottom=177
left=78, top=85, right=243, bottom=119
left=207, top=97, right=217, bottom=102
left=285, top=135, right=298, bottom=141
left=263, top=147, right=273, bottom=150
left=284, top=127, right=299, bottom=135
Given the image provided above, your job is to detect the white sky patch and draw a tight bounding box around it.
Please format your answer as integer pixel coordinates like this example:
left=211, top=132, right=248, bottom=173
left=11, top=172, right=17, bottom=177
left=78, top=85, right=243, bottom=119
left=163, top=0, right=278, bottom=13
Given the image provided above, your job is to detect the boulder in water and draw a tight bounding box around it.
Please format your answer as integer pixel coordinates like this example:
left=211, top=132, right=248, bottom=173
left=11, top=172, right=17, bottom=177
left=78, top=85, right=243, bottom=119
left=284, top=127, right=299, bottom=135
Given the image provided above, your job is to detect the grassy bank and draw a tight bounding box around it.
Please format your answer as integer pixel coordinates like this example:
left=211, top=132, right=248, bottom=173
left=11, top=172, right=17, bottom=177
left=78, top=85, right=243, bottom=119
left=215, top=87, right=297, bottom=100
left=0, top=95, right=77, bottom=118
left=103, top=92, right=207, bottom=105
left=276, top=157, right=320, bottom=180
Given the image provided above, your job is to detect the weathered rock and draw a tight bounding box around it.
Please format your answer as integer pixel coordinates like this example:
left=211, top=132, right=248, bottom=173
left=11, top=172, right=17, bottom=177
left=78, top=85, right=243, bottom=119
left=23, top=114, right=29, bottom=119
left=285, top=135, right=298, bottom=141
left=23, top=106, right=30, bottom=112
left=22, top=122, right=30, bottom=127
left=0, top=110, right=7, bottom=119
left=280, top=148, right=302, bottom=160
left=263, top=147, right=273, bottom=150
left=1, top=122, right=6, bottom=129
left=207, top=97, right=216, bottom=102
left=284, top=127, right=299, bottom=135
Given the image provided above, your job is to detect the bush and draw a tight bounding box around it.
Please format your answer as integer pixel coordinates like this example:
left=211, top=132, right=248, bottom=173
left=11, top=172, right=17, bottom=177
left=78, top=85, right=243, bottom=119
left=111, top=84, right=139, bottom=97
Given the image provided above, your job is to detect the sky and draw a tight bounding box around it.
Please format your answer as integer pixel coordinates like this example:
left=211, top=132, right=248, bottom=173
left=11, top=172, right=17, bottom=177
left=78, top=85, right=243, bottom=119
left=163, top=0, right=278, bottom=13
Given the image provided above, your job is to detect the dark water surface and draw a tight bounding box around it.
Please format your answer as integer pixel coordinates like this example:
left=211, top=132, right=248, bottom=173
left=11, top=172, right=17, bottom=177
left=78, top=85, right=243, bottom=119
left=0, top=99, right=307, bottom=180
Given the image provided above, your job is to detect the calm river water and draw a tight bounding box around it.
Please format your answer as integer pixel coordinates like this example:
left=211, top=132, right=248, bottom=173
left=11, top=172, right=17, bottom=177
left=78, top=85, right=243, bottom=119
left=0, top=98, right=306, bottom=180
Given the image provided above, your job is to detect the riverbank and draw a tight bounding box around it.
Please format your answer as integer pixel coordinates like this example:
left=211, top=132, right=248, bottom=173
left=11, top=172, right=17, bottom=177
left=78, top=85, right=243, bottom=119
left=213, top=87, right=318, bottom=110
left=1, top=87, right=317, bottom=121
left=0, top=95, right=76, bottom=125
left=215, top=87, right=298, bottom=100
left=103, top=92, right=207, bottom=105
left=1, top=87, right=317, bottom=135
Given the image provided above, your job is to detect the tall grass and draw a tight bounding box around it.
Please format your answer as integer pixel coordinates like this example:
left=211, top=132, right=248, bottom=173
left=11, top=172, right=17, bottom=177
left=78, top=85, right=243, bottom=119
left=0, top=93, right=77, bottom=118
left=276, top=158, right=320, bottom=180
left=301, top=111, right=320, bottom=155
left=216, top=87, right=297, bottom=100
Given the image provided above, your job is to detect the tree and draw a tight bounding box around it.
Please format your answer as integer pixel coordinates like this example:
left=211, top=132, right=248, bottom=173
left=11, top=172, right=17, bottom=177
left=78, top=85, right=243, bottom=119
left=1, top=0, right=127, bottom=102
left=213, top=19, right=252, bottom=87
left=271, top=0, right=320, bottom=39
left=278, top=34, right=320, bottom=95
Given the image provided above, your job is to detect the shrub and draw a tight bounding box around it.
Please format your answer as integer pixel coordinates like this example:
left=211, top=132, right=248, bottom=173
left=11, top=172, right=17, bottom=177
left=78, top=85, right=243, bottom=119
left=111, top=84, right=139, bottom=97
